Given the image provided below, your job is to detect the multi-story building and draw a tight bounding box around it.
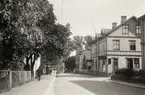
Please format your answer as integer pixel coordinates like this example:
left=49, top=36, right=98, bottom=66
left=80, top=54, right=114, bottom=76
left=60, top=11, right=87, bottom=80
left=91, top=16, right=142, bottom=76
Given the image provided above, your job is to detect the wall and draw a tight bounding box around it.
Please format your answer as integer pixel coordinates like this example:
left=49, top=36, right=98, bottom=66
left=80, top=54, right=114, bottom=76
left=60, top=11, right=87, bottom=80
left=107, top=37, right=141, bottom=51
left=141, top=19, right=145, bottom=69
left=91, top=44, right=97, bottom=73
left=0, top=71, right=32, bottom=93
left=98, top=38, right=107, bottom=53
left=110, top=18, right=139, bottom=37
left=107, top=56, right=142, bottom=73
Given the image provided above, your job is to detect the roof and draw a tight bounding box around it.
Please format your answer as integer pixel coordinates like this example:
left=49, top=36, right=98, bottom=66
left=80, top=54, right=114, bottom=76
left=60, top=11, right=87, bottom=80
left=105, top=16, right=138, bottom=36
left=95, top=33, right=101, bottom=38
left=90, top=16, right=139, bottom=45
left=101, top=29, right=111, bottom=35
left=138, top=14, right=145, bottom=20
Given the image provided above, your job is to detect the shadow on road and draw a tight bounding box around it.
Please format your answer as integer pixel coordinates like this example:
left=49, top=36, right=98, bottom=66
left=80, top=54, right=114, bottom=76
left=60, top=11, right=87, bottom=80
left=69, top=80, right=145, bottom=95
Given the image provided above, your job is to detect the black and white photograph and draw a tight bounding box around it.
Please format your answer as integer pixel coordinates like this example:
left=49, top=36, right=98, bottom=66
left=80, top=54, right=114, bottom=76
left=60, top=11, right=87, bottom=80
left=0, top=0, right=145, bottom=95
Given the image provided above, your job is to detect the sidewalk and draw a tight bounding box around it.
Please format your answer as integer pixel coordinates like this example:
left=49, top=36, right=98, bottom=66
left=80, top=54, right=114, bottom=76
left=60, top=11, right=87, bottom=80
left=0, top=73, right=55, bottom=95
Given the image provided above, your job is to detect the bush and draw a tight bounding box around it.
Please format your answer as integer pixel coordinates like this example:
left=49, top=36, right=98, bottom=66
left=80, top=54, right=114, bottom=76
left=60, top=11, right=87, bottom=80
left=115, top=68, right=138, bottom=79
left=111, top=74, right=128, bottom=81
left=139, top=70, right=145, bottom=78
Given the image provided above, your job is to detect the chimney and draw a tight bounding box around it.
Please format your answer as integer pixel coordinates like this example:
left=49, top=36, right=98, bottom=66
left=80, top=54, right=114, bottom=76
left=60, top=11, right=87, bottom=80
left=121, top=16, right=127, bottom=23
left=112, top=22, right=117, bottom=29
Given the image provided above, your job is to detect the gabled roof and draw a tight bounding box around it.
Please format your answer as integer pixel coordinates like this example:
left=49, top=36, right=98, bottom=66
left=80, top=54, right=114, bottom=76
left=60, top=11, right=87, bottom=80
left=101, top=29, right=111, bottom=35
left=90, top=16, right=139, bottom=45
left=105, top=16, right=138, bottom=36
left=138, top=14, right=145, bottom=20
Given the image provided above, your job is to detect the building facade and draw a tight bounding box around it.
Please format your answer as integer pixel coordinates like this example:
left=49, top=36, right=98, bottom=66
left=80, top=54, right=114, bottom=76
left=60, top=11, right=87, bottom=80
left=91, top=16, right=142, bottom=76
left=138, top=14, right=145, bottom=70
left=75, top=48, right=92, bottom=72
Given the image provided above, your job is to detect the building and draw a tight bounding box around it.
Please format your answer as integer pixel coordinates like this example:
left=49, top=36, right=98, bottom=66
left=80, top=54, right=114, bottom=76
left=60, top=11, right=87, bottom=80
left=75, top=48, right=92, bottom=72
left=91, top=16, right=142, bottom=76
left=138, top=14, right=145, bottom=70
left=75, top=49, right=82, bottom=70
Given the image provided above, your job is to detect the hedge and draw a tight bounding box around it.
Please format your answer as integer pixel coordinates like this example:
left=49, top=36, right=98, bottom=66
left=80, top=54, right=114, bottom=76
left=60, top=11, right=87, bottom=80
left=115, top=68, right=138, bottom=79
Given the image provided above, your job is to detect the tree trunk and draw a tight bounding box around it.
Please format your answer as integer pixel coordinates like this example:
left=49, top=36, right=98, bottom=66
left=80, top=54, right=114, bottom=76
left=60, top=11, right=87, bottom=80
left=24, top=56, right=30, bottom=71
left=30, top=54, right=37, bottom=78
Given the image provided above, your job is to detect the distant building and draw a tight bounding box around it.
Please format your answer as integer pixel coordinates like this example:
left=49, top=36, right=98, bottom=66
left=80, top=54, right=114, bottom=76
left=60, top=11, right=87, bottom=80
left=75, top=48, right=92, bottom=72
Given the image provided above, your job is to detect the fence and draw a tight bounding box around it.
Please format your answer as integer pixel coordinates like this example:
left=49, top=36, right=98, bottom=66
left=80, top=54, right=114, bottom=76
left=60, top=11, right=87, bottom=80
left=0, top=70, right=32, bottom=93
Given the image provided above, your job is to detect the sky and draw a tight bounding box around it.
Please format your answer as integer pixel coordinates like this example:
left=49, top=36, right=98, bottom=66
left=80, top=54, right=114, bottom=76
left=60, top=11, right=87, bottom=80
left=48, top=0, right=145, bottom=56
left=48, top=0, right=145, bottom=37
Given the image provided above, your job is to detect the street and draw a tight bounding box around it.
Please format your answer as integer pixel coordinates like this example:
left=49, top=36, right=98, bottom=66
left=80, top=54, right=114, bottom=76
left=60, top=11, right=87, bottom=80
left=54, top=73, right=145, bottom=95
left=0, top=73, right=145, bottom=95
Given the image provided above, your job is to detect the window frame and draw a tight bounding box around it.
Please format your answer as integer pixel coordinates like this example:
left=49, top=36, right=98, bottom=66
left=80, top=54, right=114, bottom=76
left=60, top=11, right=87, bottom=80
left=113, top=40, right=120, bottom=50
left=135, top=25, right=141, bottom=34
left=108, top=58, right=111, bottom=65
left=134, top=58, right=140, bottom=69
left=113, top=58, right=118, bottom=66
left=122, top=24, right=129, bottom=35
left=129, top=40, right=136, bottom=51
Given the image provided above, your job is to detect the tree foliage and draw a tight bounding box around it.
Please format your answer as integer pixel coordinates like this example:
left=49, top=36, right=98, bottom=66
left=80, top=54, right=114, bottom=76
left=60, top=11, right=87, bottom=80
left=0, top=0, right=72, bottom=71
left=65, top=56, right=76, bottom=71
left=72, top=35, right=93, bottom=51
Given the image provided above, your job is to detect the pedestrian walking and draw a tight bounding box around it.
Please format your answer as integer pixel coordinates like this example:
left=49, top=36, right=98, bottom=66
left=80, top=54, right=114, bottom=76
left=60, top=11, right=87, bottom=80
left=88, top=65, right=91, bottom=76
left=50, top=69, right=52, bottom=75
left=36, top=67, right=41, bottom=81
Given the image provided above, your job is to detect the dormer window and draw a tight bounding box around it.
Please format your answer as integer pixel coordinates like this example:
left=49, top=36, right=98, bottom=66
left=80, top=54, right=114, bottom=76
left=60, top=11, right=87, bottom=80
left=136, top=25, right=141, bottom=34
left=122, top=24, right=129, bottom=35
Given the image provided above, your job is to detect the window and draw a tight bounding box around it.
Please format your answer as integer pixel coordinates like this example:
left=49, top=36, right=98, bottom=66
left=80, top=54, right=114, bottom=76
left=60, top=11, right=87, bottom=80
left=102, top=41, right=105, bottom=51
left=113, top=40, right=120, bottom=50
left=122, top=25, right=129, bottom=34
left=136, top=25, right=141, bottom=34
left=108, top=58, right=111, bottom=65
left=102, top=60, right=106, bottom=65
left=134, top=58, right=140, bottom=69
left=113, top=58, right=118, bottom=66
left=99, top=43, right=101, bottom=52
left=129, top=40, right=136, bottom=50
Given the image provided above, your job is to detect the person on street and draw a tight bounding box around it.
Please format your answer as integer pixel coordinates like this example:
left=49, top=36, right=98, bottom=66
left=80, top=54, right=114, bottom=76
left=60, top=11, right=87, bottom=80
left=50, top=69, right=52, bottom=75
left=36, top=67, right=41, bottom=81
left=88, top=65, right=91, bottom=76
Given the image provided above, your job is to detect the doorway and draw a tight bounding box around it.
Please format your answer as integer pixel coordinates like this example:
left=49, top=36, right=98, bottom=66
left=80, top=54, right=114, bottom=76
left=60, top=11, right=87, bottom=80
left=127, top=58, right=133, bottom=69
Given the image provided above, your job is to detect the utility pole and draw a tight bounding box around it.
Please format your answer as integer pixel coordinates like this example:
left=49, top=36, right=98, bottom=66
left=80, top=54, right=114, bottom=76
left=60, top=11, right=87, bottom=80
left=61, top=0, right=64, bottom=24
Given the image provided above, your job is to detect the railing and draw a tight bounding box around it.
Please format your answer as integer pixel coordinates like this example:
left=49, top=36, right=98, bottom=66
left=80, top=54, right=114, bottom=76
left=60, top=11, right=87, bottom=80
left=0, top=70, right=32, bottom=93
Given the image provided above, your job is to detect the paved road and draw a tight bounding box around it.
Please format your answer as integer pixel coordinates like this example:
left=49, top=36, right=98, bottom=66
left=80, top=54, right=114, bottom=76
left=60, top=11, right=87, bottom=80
left=54, top=73, right=145, bottom=95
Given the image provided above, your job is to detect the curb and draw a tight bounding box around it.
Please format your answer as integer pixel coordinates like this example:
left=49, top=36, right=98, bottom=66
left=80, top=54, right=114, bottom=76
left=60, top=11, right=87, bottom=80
left=43, top=73, right=56, bottom=95
left=109, top=79, right=145, bottom=89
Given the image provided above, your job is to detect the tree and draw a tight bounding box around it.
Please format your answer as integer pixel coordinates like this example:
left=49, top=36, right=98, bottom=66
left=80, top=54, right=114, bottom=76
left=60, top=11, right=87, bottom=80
left=83, top=35, right=93, bottom=49
left=65, top=56, right=76, bottom=72
left=73, top=36, right=84, bottom=50
left=0, top=0, right=72, bottom=72
left=41, top=23, right=72, bottom=66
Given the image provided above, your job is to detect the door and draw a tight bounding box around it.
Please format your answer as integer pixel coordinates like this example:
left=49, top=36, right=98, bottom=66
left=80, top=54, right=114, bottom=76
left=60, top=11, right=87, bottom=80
left=127, top=58, right=133, bottom=69
left=113, top=58, right=118, bottom=73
